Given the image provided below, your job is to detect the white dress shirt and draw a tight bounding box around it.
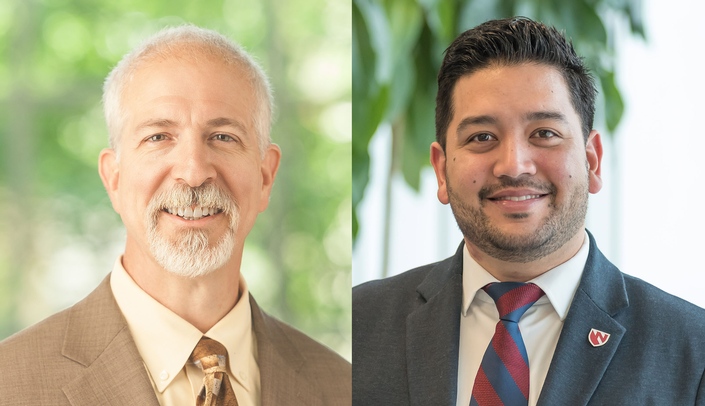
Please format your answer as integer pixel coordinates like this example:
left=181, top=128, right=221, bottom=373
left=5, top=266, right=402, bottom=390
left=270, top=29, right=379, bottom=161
left=456, top=231, right=590, bottom=406
left=110, top=258, right=261, bottom=406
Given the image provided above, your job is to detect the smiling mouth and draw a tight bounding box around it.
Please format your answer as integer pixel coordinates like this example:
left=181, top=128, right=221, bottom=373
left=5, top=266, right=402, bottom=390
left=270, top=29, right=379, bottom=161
left=489, top=194, right=546, bottom=202
left=162, top=206, right=224, bottom=221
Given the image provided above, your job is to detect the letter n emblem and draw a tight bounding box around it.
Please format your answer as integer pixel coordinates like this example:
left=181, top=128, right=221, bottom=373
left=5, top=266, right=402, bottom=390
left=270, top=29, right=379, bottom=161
left=588, top=328, right=610, bottom=347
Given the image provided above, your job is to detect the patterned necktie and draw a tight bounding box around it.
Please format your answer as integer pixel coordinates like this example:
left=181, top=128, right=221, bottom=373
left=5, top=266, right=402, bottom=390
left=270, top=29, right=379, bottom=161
left=189, top=336, right=239, bottom=406
left=470, top=282, right=545, bottom=406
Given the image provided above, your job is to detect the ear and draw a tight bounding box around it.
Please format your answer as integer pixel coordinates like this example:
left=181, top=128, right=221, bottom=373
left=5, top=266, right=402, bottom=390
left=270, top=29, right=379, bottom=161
left=585, top=130, right=603, bottom=194
left=430, top=142, right=450, bottom=204
left=258, top=143, right=282, bottom=212
left=98, top=148, right=121, bottom=214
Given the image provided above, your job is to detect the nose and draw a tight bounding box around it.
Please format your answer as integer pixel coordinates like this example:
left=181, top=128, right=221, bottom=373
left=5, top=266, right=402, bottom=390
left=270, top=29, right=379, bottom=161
left=492, top=137, right=537, bottom=179
left=171, top=136, right=217, bottom=187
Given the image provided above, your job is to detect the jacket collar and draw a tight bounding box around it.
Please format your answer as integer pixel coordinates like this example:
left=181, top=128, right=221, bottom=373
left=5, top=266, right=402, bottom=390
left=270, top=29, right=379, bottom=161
left=61, top=276, right=160, bottom=405
left=59, top=275, right=332, bottom=406
left=407, top=243, right=465, bottom=406
left=409, top=231, right=630, bottom=406
left=250, top=295, right=327, bottom=406
left=537, top=231, right=629, bottom=405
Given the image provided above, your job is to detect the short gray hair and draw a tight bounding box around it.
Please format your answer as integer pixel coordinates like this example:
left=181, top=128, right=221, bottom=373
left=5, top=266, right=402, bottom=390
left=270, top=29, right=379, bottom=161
left=102, top=25, right=273, bottom=156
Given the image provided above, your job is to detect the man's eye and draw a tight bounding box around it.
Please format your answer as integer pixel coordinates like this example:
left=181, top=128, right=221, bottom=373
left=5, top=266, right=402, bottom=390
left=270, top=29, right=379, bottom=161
left=534, top=129, right=558, bottom=139
left=469, top=133, right=496, bottom=143
left=213, top=133, right=236, bottom=142
left=147, top=134, right=167, bottom=142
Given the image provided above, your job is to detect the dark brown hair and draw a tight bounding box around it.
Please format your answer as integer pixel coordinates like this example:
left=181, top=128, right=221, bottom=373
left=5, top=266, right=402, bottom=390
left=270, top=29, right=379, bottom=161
left=435, top=17, right=596, bottom=149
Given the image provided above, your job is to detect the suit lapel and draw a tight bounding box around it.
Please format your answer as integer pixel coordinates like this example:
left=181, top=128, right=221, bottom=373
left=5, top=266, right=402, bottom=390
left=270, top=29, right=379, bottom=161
left=538, top=233, right=629, bottom=405
left=60, top=276, right=159, bottom=406
left=251, top=296, right=323, bottom=406
left=406, top=245, right=464, bottom=406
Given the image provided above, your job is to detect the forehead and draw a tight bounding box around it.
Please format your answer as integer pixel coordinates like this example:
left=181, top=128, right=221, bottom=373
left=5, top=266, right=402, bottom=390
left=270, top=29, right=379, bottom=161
left=121, top=51, right=257, bottom=130
left=451, top=63, right=577, bottom=120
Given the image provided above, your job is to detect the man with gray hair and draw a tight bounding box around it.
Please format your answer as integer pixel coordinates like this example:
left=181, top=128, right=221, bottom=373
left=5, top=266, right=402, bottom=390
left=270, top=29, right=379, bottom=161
left=0, top=25, right=350, bottom=405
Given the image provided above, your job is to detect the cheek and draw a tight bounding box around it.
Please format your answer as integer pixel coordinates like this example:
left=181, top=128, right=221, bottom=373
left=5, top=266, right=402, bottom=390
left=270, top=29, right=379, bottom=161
left=222, top=165, right=262, bottom=202
left=120, top=170, right=159, bottom=205
left=449, top=162, right=486, bottom=190
left=546, top=158, right=588, bottom=191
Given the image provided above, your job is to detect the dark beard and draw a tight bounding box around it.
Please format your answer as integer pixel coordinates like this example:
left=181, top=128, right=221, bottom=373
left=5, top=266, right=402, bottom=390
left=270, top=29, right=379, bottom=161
left=447, top=173, right=588, bottom=263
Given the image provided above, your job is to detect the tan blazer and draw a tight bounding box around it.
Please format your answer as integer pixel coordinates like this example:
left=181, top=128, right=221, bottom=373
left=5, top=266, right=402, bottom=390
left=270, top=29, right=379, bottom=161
left=0, top=276, right=351, bottom=405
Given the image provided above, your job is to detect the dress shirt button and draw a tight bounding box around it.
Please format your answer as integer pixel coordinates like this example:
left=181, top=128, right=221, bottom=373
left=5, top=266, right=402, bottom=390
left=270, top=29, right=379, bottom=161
left=159, top=370, right=169, bottom=381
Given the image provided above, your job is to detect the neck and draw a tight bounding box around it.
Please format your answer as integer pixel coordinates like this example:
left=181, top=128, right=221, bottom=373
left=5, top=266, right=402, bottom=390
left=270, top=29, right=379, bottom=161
left=465, top=231, right=586, bottom=282
left=122, top=243, right=242, bottom=333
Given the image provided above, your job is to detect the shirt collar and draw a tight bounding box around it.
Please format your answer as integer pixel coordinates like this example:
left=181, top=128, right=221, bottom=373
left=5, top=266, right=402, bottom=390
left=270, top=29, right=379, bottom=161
left=461, top=230, right=590, bottom=321
left=109, top=257, right=255, bottom=393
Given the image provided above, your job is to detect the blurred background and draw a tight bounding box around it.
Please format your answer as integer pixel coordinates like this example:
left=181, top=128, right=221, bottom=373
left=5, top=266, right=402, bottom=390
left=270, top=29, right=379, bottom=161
left=353, top=0, right=705, bottom=309
left=0, top=0, right=351, bottom=360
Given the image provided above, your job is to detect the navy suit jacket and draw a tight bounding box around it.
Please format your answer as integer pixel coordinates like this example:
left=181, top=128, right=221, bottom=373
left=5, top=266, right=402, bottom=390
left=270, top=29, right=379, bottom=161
left=353, top=232, right=705, bottom=405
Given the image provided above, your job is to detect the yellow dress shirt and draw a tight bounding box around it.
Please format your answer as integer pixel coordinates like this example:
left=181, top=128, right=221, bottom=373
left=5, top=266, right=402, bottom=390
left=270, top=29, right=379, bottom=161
left=110, top=257, right=261, bottom=406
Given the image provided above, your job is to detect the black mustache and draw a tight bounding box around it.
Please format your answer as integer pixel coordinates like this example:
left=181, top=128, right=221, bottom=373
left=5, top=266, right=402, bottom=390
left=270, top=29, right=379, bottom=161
left=478, top=178, right=556, bottom=200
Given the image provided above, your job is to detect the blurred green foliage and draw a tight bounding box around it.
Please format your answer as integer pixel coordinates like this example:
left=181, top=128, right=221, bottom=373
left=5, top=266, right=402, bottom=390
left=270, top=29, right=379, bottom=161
left=0, top=0, right=351, bottom=359
left=352, top=0, right=645, bottom=243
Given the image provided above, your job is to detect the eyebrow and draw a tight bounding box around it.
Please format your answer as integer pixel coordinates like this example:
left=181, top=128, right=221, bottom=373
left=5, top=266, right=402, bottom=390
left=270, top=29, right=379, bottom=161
left=456, top=115, right=497, bottom=135
left=134, top=117, right=249, bottom=133
left=206, top=117, right=248, bottom=133
left=524, top=111, right=568, bottom=123
left=455, top=110, right=569, bottom=136
left=135, top=118, right=179, bottom=131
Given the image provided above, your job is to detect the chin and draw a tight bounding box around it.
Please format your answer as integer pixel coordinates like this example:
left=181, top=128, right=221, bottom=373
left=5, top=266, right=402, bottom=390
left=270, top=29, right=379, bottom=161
left=149, top=228, right=236, bottom=278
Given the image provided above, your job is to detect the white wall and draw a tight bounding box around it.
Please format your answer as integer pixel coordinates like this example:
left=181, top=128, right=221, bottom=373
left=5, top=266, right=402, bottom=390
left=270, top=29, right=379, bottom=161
left=615, top=0, right=705, bottom=305
left=353, top=0, right=705, bottom=308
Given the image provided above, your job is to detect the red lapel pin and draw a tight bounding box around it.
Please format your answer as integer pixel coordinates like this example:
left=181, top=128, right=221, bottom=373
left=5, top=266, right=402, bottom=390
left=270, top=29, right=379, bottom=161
left=588, top=328, right=610, bottom=347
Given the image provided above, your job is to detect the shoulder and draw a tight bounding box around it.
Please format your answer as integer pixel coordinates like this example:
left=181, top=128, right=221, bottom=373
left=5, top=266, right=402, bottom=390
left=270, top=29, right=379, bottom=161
left=352, top=264, right=432, bottom=333
left=622, top=274, right=705, bottom=330
left=0, top=277, right=121, bottom=403
left=264, top=312, right=350, bottom=371
left=353, top=263, right=438, bottom=303
left=353, top=257, right=448, bottom=306
left=0, top=307, right=77, bottom=402
left=351, top=253, right=459, bottom=362
left=608, top=274, right=705, bottom=399
left=584, top=237, right=705, bottom=339
left=0, top=306, right=70, bottom=357
left=352, top=249, right=462, bottom=328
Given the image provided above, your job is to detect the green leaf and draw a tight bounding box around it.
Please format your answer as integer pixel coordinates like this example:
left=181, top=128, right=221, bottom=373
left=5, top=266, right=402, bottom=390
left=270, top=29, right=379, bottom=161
left=353, top=0, right=378, bottom=91
left=626, top=0, right=646, bottom=39
left=600, top=70, right=624, bottom=132
left=353, top=85, right=389, bottom=205
left=422, top=0, right=459, bottom=44
left=400, top=27, right=439, bottom=191
left=380, top=0, right=424, bottom=120
left=573, top=0, right=608, bottom=44
left=355, top=0, right=392, bottom=83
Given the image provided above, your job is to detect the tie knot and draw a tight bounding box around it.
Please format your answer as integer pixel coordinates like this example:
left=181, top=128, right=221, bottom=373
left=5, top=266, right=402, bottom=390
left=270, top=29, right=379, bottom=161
left=190, top=337, right=228, bottom=371
left=483, top=282, right=544, bottom=322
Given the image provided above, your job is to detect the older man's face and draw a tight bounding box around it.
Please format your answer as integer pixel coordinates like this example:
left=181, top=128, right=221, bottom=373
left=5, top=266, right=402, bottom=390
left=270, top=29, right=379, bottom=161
left=99, top=51, right=280, bottom=277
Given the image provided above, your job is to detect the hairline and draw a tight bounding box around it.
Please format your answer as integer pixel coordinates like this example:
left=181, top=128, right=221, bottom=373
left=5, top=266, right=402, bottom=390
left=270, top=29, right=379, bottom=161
left=435, top=18, right=597, bottom=151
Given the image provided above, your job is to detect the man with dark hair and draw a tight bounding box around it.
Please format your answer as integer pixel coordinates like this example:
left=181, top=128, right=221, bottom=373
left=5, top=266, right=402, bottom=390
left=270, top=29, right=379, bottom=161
left=353, top=17, right=705, bottom=405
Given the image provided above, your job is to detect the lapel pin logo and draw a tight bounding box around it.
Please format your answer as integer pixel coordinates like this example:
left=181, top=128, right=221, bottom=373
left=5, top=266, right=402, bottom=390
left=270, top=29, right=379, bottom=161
left=588, top=328, right=610, bottom=347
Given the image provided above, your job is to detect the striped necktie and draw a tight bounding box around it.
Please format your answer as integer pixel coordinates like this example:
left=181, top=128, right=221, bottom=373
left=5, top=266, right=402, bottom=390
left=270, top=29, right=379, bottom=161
left=190, top=336, right=239, bottom=406
left=470, top=282, right=544, bottom=406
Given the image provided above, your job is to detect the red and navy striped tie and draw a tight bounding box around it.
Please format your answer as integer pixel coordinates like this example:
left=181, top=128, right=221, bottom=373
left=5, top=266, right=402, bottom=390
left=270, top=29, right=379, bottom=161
left=470, top=282, right=544, bottom=406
